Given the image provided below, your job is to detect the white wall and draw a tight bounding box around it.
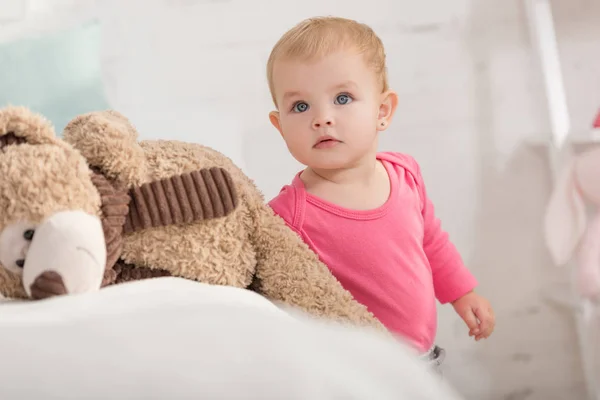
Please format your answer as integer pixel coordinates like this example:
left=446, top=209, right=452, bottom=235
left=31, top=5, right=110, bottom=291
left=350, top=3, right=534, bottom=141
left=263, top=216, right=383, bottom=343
left=3, top=0, right=600, bottom=399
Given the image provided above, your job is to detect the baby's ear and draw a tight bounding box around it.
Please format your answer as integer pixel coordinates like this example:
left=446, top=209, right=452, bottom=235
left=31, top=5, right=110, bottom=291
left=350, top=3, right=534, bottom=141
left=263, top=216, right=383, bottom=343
left=62, top=110, right=147, bottom=185
left=0, top=106, right=59, bottom=145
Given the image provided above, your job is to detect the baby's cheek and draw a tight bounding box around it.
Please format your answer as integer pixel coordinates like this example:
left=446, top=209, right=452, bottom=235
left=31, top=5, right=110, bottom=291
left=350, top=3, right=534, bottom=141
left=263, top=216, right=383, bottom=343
left=282, top=129, right=307, bottom=150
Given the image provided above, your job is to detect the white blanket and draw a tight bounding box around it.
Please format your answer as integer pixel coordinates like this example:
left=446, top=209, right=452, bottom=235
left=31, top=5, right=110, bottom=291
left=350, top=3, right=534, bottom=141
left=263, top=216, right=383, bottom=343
left=0, top=277, right=463, bottom=399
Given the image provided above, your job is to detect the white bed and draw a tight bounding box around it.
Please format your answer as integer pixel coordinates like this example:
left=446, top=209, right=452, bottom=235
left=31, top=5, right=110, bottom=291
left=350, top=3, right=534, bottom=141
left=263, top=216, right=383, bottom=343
left=0, top=277, right=464, bottom=399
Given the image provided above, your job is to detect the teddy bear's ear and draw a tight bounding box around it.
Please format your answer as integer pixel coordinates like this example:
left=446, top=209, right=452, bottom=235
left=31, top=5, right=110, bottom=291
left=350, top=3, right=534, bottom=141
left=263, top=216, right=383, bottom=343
left=0, top=106, right=58, bottom=146
left=62, top=110, right=147, bottom=185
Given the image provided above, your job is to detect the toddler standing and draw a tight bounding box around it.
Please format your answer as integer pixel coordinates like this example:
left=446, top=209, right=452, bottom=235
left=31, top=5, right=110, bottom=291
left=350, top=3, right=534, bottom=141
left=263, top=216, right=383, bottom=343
left=266, top=16, right=495, bottom=368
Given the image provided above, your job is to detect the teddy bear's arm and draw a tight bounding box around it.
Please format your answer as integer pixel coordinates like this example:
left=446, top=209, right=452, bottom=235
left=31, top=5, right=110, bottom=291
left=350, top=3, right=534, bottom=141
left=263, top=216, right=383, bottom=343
left=249, top=203, right=387, bottom=332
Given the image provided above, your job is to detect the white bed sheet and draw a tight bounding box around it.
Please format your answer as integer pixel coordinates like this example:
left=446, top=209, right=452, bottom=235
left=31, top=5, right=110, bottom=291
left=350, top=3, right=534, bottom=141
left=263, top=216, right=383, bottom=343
left=0, top=277, right=464, bottom=399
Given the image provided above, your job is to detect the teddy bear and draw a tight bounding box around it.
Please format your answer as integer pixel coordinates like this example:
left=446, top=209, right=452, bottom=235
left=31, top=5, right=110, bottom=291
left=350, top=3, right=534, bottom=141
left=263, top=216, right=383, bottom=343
left=0, top=105, right=385, bottom=331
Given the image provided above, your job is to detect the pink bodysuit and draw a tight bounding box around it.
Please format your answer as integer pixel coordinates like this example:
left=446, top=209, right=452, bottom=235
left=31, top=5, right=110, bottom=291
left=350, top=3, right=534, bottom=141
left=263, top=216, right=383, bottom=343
left=268, top=152, right=478, bottom=352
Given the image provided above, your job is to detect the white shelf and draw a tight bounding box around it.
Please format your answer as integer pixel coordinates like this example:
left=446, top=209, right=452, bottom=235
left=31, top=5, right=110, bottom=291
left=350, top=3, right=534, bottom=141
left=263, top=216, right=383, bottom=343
left=542, top=260, right=600, bottom=400
left=525, top=1, right=600, bottom=398
left=526, top=128, right=600, bottom=148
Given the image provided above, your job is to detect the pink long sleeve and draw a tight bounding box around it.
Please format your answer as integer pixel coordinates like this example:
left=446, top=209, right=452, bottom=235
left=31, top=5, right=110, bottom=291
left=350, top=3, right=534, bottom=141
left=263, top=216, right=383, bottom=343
left=416, top=164, right=478, bottom=304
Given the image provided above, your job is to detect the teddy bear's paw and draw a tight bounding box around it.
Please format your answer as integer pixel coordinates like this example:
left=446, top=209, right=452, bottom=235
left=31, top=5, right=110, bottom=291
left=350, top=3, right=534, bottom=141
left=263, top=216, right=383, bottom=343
left=0, top=106, right=58, bottom=148
left=63, top=110, right=147, bottom=185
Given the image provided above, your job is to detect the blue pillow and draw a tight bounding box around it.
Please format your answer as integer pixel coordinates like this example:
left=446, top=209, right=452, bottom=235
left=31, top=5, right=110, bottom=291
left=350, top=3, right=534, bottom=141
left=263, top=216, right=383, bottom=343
left=0, top=20, right=109, bottom=135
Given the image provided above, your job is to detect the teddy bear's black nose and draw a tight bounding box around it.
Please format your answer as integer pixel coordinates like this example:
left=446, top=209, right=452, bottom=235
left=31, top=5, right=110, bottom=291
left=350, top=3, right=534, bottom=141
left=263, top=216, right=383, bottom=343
left=15, top=259, right=25, bottom=268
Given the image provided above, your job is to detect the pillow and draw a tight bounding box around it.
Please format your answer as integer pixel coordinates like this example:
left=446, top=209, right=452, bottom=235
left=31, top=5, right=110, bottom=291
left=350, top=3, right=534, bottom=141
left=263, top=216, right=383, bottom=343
left=0, top=20, right=109, bottom=134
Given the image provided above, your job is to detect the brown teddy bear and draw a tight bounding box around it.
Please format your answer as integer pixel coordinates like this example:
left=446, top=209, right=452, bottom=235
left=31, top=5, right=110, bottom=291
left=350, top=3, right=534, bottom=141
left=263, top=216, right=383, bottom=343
left=0, top=105, right=384, bottom=331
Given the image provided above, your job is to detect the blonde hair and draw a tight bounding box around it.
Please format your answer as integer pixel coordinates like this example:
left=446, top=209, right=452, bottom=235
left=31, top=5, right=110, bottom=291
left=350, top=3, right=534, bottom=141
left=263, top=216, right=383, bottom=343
left=266, top=16, right=389, bottom=107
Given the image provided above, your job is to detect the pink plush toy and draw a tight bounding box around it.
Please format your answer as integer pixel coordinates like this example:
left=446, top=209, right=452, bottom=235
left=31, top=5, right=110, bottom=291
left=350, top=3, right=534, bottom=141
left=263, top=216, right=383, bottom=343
left=544, top=146, right=600, bottom=299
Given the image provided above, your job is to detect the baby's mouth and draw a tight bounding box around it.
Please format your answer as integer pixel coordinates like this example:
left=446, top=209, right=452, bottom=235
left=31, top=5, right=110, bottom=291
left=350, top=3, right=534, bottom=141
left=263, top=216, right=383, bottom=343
left=314, top=137, right=341, bottom=149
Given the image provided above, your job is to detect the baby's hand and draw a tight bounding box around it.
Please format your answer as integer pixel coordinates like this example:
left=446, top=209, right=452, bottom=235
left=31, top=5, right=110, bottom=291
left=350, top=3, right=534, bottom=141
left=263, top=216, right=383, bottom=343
left=451, top=291, right=495, bottom=341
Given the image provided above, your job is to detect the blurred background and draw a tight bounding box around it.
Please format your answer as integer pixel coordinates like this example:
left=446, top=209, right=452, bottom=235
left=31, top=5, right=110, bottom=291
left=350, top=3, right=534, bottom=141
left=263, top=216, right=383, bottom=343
left=1, top=0, right=599, bottom=398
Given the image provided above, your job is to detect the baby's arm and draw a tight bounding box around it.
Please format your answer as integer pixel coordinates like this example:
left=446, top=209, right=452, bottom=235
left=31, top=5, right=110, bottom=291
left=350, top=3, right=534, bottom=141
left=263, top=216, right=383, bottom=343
left=413, top=164, right=497, bottom=339
left=413, top=164, right=478, bottom=304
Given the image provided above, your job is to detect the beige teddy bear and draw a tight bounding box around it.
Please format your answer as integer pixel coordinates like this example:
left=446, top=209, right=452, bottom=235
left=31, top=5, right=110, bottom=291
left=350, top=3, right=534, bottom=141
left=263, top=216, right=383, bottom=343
left=0, top=106, right=384, bottom=331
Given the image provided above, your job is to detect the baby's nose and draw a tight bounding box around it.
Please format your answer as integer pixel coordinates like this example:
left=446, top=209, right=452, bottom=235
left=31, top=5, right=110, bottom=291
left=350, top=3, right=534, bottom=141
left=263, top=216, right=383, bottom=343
left=312, top=117, right=334, bottom=129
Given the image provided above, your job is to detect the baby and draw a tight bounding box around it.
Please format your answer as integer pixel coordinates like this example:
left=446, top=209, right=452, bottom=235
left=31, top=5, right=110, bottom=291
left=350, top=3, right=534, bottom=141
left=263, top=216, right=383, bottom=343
left=266, top=16, right=495, bottom=365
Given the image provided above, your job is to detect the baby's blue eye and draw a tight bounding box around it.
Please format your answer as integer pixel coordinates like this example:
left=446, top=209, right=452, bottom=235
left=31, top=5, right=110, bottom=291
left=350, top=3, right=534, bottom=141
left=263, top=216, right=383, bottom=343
left=335, top=94, right=352, bottom=105
left=293, top=102, right=309, bottom=113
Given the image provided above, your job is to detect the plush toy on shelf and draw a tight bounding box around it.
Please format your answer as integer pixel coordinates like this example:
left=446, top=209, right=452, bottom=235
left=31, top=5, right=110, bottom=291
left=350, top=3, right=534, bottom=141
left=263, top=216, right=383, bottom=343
left=0, top=105, right=385, bottom=332
left=544, top=145, right=600, bottom=299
